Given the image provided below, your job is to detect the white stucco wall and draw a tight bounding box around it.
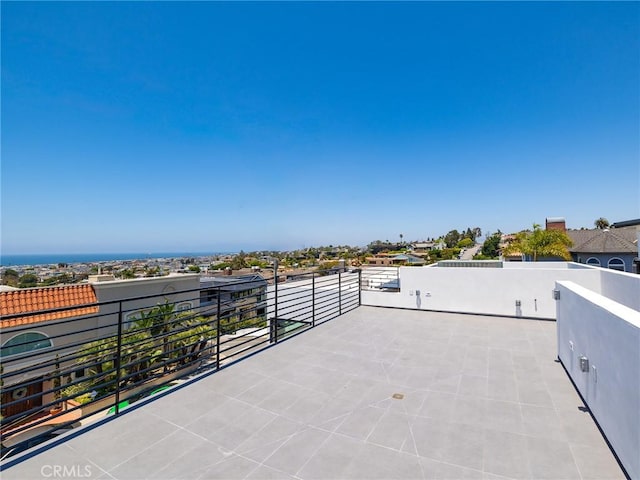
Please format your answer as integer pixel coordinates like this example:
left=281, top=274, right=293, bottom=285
left=598, top=268, right=640, bottom=312
left=361, top=265, right=601, bottom=319
left=556, top=281, right=640, bottom=479
left=92, top=274, right=201, bottom=332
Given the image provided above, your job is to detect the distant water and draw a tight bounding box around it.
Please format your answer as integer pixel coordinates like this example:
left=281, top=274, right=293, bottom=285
left=0, top=252, right=222, bottom=267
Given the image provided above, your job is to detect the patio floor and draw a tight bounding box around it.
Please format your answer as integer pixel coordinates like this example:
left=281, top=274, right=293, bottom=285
left=1, top=306, right=625, bottom=479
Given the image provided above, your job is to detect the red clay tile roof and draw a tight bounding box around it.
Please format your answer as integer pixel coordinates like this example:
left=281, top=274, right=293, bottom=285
left=0, top=285, right=98, bottom=329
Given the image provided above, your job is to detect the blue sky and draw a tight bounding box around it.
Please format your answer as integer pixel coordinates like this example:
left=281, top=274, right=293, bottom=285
left=2, top=2, right=639, bottom=253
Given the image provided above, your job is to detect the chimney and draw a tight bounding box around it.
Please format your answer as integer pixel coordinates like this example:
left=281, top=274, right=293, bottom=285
left=545, top=217, right=566, bottom=232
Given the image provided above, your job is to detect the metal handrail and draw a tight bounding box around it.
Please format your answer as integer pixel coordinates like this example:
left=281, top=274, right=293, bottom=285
left=0, top=268, right=360, bottom=461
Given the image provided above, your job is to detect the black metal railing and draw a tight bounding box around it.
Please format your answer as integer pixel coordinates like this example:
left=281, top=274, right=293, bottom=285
left=268, top=269, right=360, bottom=338
left=0, top=268, right=360, bottom=462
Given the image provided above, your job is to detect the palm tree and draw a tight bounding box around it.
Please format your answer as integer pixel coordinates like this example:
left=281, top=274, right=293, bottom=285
left=502, top=224, right=573, bottom=261
left=594, top=217, right=610, bottom=229
left=133, top=302, right=179, bottom=372
left=399, top=233, right=404, bottom=244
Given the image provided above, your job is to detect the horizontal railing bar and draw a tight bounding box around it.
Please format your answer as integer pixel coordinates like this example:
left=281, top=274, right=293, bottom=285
left=1, top=270, right=361, bottom=460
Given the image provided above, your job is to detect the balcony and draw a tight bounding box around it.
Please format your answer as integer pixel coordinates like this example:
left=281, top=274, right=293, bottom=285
left=1, top=265, right=637, bottom=479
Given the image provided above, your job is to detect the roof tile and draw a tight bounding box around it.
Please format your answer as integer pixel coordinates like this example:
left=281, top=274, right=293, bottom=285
left=0, top=284, right=99, bottom=329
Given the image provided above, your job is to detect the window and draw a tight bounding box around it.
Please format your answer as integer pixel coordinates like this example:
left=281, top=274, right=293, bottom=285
left=586, top=257, right=601, bottom=267
left=176, top=302, right=192, bottom=312
left=1, top=332, right=52, bottom=357
left=607, top=258, right=625, bottom=271
left=201, top=290, right=218, bottom=303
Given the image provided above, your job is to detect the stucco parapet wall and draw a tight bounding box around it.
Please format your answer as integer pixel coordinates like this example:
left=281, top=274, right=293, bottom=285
left=556, top=281, right=640, bottom=325
left=88, top=273, right=200, bottom=288
left=555, top=280, right=640, bottom=479
left=502, top=261, right=585, bottom=270
left=362, top=264, right=602, bottom=319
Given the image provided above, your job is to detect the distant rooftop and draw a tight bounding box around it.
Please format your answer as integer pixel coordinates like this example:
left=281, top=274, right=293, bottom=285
left=611, top=218, right=640, bottom=229
left=567, top=226, right=638, bottom=253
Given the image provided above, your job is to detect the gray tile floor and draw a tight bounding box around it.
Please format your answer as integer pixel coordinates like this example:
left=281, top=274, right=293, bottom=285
left=1, top=306, right=626, bottom=479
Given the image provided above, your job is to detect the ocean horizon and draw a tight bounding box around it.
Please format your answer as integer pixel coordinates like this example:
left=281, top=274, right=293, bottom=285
left=0, top=252, right=226, bottom=267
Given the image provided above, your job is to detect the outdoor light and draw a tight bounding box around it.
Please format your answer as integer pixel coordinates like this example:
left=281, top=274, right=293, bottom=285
left=579, top=356, right=589, bottom=372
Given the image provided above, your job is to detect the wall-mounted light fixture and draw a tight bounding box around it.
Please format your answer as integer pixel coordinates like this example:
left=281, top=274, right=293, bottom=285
left=579, top=356, right=589, bottom=372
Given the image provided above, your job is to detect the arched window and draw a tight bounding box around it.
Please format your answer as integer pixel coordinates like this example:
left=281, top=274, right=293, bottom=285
left=1, top=332, right=52, bottom=357
left=607, top=257, right=625, bottom=272
left=586, top=257, right=601, bottom=267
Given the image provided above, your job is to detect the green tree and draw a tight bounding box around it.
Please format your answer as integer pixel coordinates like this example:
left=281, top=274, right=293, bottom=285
left=503, top=224, right=573, bottom=261
left=230, top=251, right=248, bottom=270
left=133, top=302, right=177, bottom=366
left=248, top=259, right=268, bottom=269
left=144, top=266, right=161, bottom=277
left=444, top=230, right=461, bottom=248
left=476, top=231, right=502, bottom=259
left=2, top=269, right=19, bottom=287
left=594, top=217, right=610, bottom=229
left=41, top=273, right=73, bottom=286
left=187, top=265, right=201, bottom=273
left=464, top=228, right=473, bottom=240
left=70, top=303, right=215, bottom=399
left=439, top=248, right=461, bottom=260
left=457, top=238, right=474, bottom=249
left=118, top=269, right=136, bottom=279
left=317, top=261, right=340, bottom=275
left=367, top=240, right=394, bottom=255
left=18, top=273, right=39, bottom=288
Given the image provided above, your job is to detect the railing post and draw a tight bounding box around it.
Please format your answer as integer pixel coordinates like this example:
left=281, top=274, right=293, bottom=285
left=312, top=272, right=316, bottom=327
left=114, top=301, right=123, bottom=415
left=358, top=269, right=362, bottom=306
left=273, top=260, right=278, bottom=343
left=216, top=289, right=221, bottom=370
left=338, top=270, right=342, bottom=316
